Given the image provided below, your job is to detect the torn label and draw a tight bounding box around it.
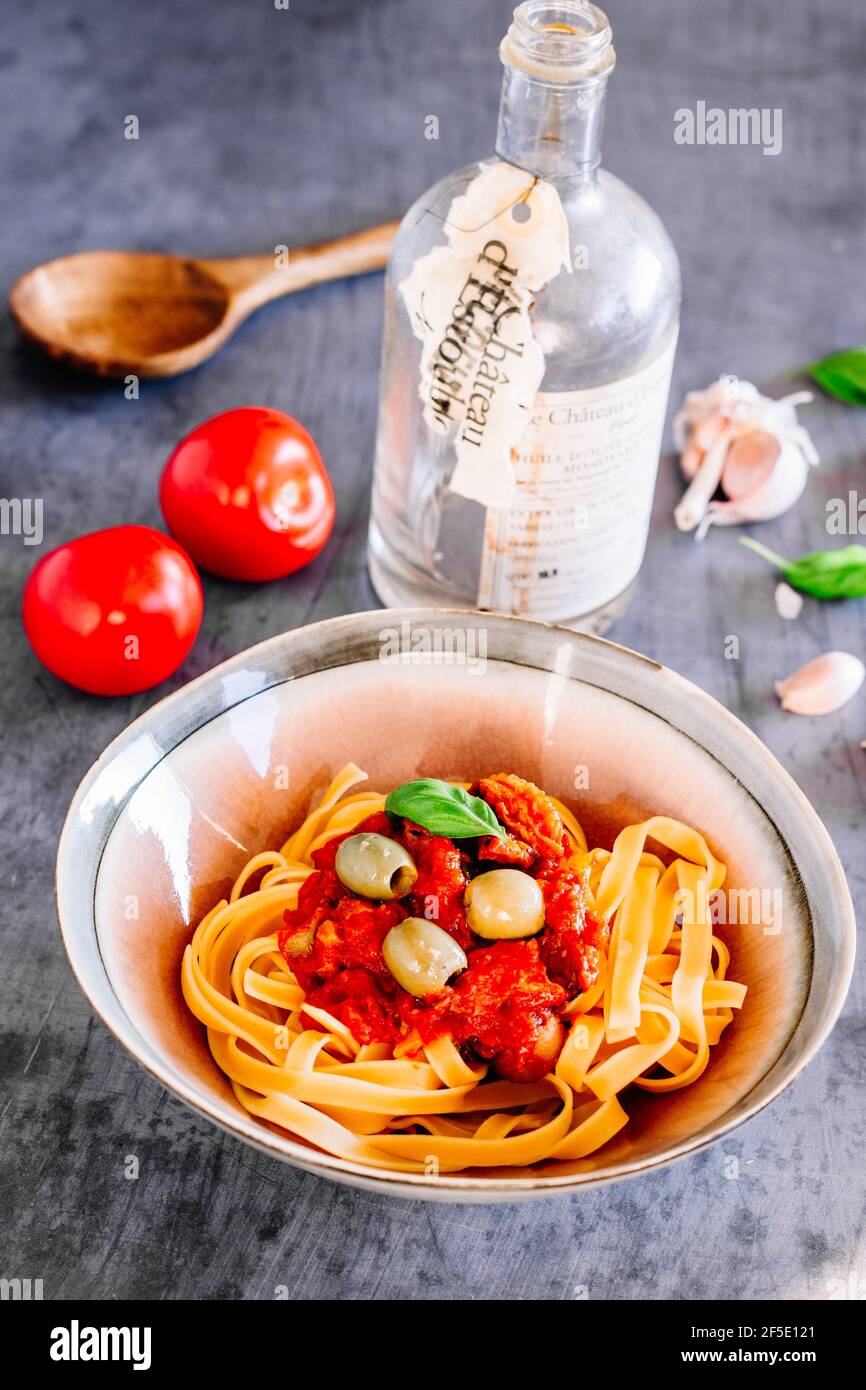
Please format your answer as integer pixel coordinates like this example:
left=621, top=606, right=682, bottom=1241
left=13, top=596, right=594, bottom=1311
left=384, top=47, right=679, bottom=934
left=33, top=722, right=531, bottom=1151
left=399, top=161, right=570, bottom=509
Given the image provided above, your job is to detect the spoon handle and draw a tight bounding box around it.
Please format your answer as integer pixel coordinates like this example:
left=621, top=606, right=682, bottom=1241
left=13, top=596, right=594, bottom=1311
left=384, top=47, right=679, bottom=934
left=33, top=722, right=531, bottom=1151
left=201, top=220, right=401, bottom=309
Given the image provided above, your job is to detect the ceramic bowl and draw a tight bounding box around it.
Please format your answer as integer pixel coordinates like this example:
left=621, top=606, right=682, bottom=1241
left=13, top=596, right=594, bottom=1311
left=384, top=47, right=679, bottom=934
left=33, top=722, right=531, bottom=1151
left=56, top=610, right=855, bottom=1201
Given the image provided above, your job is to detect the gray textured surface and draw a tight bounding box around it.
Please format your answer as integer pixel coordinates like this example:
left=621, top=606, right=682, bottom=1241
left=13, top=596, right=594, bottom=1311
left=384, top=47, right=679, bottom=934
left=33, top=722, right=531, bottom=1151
left=1, top=0, right=864, bottom=1301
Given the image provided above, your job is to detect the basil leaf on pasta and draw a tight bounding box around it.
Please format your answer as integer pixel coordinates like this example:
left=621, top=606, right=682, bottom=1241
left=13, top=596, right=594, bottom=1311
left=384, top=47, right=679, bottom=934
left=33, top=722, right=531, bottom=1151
left=385, top=778, right=506, bottom=839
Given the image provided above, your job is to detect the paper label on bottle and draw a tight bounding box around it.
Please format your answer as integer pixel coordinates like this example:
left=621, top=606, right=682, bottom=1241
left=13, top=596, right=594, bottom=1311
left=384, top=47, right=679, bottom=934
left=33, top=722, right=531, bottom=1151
left=476, top=336, right=678, bottom=619
left=399, top=161, right=570, bottom=509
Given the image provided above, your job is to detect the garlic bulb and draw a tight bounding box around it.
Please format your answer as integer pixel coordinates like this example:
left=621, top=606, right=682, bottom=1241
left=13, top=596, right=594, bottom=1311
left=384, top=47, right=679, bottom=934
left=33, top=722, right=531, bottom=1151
left=775, top=652, right=864, bottom=715
left=673, top=378, right=818, bottom=538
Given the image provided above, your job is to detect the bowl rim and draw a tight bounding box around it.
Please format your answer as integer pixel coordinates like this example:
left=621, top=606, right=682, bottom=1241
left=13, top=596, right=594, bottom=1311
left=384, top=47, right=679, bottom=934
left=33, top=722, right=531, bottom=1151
left=55, top=607, right=856, bottom=1201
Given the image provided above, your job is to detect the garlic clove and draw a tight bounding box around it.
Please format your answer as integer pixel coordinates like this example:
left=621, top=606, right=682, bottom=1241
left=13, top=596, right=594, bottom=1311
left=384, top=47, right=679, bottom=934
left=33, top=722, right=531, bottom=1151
left=674, top=427, right=734, bottom=532
left=679, top=437, right=704, bottom=480
left=732, top=437, right=809, bottom=518
left=695, top=438, right=810, bottom=537
left=775, top=651, right=865, bottom=716
left=692, top=411, right=729, bottom=452
left=721, top=430, right=780, bottom=500
left=774, top=582, right=803, bottom=620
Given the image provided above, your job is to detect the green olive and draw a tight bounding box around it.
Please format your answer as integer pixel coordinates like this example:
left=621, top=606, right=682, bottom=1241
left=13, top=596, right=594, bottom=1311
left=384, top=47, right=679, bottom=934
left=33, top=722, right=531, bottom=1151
left=383, top=918, right=468, bottom=997
left=465, top=868, right=545, bottom=940
left=335, top=832, right=417, bottom=900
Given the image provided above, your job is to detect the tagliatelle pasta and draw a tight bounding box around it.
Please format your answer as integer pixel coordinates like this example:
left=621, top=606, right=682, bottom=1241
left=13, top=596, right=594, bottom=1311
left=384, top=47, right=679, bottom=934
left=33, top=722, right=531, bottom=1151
left=181, top=764, right=746, bottom=1173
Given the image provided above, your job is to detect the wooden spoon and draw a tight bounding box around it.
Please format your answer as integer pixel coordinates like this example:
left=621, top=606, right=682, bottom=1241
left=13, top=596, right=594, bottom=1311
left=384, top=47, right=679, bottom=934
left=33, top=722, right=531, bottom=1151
left=9, top=220, right=399, bottom=379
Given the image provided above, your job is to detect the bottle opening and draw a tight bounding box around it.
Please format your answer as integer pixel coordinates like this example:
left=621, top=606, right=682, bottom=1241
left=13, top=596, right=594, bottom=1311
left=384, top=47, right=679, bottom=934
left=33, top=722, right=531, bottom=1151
left=501, top=1, right=615, bottom=83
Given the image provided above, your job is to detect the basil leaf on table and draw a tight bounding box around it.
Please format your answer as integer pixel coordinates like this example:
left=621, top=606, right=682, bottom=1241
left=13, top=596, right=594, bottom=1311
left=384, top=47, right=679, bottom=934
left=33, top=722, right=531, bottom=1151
left=385, top=779, right=506, bottom=839
left=740, top=537, right=866, bottom=598
left=806, top=348, right=866, bottom=407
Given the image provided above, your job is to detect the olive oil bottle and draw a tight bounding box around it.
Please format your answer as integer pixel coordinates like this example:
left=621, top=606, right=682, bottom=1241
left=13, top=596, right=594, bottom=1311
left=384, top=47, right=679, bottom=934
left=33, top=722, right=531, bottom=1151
left=368, top=2, right=679, bottom=629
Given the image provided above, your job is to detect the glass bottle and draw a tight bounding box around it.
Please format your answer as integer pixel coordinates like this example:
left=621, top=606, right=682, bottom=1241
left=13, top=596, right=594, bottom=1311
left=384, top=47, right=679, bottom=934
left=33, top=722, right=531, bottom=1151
left=368, top=1, right=680, bottom=631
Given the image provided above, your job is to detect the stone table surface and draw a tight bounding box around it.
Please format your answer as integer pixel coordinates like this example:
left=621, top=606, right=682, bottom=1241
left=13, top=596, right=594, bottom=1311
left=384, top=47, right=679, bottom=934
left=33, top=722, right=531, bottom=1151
left=1, top=0, right=864, bottom=1301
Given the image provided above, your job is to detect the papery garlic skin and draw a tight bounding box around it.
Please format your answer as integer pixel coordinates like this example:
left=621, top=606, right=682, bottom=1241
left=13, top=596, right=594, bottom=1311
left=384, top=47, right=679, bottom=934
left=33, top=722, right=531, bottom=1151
left=775, top=651, right=865, bottom=715
left=774, top=582, right=803, bottom=620
left=672, top=378, right=762, bottom=454
left=672, top=377, right=818, bottom=537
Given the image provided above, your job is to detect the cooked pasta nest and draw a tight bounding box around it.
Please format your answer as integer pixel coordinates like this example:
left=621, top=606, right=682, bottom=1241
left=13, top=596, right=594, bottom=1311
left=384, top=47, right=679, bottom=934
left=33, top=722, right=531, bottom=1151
left=182, top=764, right=746, bottom=1173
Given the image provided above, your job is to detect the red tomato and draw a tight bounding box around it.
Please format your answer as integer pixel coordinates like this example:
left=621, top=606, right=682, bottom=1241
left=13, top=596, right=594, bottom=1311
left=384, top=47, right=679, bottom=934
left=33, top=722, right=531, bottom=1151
left=22, top=526, right=203, bottom=696
left=159, top=407, right=335, bottom=581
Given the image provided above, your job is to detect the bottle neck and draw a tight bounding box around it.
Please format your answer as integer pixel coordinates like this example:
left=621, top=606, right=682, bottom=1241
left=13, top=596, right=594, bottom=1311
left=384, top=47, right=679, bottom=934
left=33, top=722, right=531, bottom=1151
left=495, top=1, right=614, bottom=180
left=495, top=66, right=608, bottom=179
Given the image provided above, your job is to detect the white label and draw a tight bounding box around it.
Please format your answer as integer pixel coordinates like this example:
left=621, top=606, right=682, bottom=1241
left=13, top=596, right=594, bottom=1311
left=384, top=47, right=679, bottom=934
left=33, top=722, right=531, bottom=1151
left=476, top=336, right=678, bottom=619
left=399, top=161, right=570, bottom=508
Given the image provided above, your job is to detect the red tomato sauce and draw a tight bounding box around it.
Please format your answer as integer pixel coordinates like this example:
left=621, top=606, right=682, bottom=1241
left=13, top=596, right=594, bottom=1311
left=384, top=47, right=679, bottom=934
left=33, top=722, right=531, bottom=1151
left=277, top=777, right=606, bottom=1082
left=302, top=969, right=402, bottom=1047
left=539, top=865, right=610, bottom=995
left=401, top=940, right=567, bottom=1082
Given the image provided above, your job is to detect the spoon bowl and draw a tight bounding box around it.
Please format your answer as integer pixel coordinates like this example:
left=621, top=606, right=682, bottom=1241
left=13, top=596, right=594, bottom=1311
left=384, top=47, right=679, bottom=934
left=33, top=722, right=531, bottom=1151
left=11, top=252, right=233, bottom=377
left=10, top=221, right=399, bottom=379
